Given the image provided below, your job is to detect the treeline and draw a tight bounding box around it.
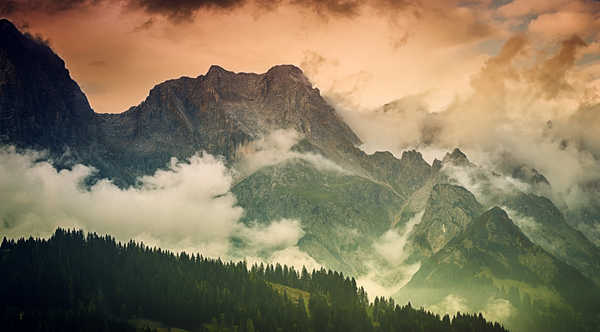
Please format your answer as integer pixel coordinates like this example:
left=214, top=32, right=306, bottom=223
left=0, top=228, right=508, bottom=332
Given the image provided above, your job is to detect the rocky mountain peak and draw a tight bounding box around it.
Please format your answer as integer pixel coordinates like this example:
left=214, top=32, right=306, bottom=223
left=206, top=64, right=228, bottom=75
left=265, top=64, right=307, bottom=82
left=0, top=19, right=48, bottom=63
left=0, top=18, right=18, bottom=33
left=442, top=148, right=472, bottom=167
left=260, top=64, right=314, bottom=97
left=470, top=207, right=533, bottom=247
left=0, top=18, right=94, bottom=149
left=408, top=183, right=483, bottom=256
left=485, top=206, right=510, bottom=220
left=401, top=149, right=426, bottom=163
left=511, top=165, right=550, bottom=186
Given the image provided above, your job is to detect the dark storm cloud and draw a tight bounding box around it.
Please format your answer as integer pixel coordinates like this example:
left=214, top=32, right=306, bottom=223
left=1, top=0, right=414, bottom=23
left=128, top=0, right=415, bottom=21
left=0, top=0, right=103, bottom=15
left=128, top=0, right=247, bottom=22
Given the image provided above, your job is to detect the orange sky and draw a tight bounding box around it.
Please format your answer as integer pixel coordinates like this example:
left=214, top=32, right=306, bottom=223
left=3, top=0, right=600, bottom=114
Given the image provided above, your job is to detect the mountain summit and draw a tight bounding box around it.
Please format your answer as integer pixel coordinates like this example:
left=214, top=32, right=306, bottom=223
left=0, top=19, right=436, bottom=193
left=0, top=19, right=364, bottom=184
left=0, top=18, right=94, bottom=150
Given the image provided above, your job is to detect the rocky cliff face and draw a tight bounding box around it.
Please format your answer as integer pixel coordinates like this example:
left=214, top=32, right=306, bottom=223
left=408, top=183, right=483, bottom=258
left=0, top=18, right=442, bottom=274
left=93, top=63, right=362, bottom=183
left=2, top=19, right=434, bottom=189
left=0, top=19, right=95, bottom=151
left=96, top=64, right=361, bottom=168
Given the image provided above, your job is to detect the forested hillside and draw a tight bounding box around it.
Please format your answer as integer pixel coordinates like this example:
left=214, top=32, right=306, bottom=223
left=0, top=229, right=507, bottom=332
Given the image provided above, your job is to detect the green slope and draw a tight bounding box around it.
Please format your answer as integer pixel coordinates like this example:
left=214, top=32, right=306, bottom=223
left=502, top=193, right=600, bottom=285
left=232, top=158, right=406, bottom=275
left=396, top=207, right=600, bottom=332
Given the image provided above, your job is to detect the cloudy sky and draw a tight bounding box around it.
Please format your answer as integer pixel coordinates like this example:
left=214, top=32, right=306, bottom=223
left=3, top=1, right=600, bottom=301
left=3, top=0, right=600, bottom=114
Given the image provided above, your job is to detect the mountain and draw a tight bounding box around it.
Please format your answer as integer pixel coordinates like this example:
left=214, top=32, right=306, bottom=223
left=0, top=18, right=434, bottom=193
left=502, top=193, right=600, bottom=285
left=408, top=183, right=483, bottom=258
left=95, top=63, right=363, bottom=183
left=396, top=207, right=600, bottom=332
left=2, top=18, right=600, bottom=331
left=0, top=19, right=95, bottom=151
left=442, top=148, right=473, bottom=167
left=232, top=158, right=405, bottom=275
left=0, top=19, right=439, bottom=275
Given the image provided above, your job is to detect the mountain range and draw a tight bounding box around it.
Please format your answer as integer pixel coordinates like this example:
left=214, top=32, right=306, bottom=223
left=1, top=18, right=599, bottom=332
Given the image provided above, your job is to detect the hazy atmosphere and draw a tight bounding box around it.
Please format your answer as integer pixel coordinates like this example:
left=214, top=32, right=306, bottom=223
left=2, top=1, right=600, bottom=331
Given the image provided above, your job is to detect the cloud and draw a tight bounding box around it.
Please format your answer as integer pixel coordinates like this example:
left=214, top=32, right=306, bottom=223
left=2, top=0, right=414, bottom=22
left=257, top=246, right=322, bottom=272
left=428, top=295, right=514, bottom=322
left=0, top=146, right=312, bottom=264
left=498, top=0, right=572, bottom=18
left=356, top=211, right=424, bottom=299
left=441, top=164, right=532, bottom=206
left=333, top=34, right=600, bottom=213
left=482, top=298, right=514, bottom=323
left=234, top=129, right=350, bottom=176
left=130, top=0, right=420, bottom=23
left=127, top=0, right=247, bottom=22
left=526, top=35, right=587, bottom=99
left=233, top=218, right=322, bottom=271
left=1, top=0, right=505, bottom=115
left=428, top=294, right=471, bottom=316
left=529, top=11, right=600, bottom=39
left=374, top=211, right=424, bottom=265
left=503, top=207, right=559, bottom=252
left=0, top=0, right=100, bottom=15
left=356, top=262, right=421, bottom=299
left=236, top=218, right=305, bottom=254
left=299, top=51, right=339, bottom=80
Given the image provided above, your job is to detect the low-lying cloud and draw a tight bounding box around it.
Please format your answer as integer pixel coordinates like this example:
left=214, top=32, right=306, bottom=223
left=357, top=211, right=424, bottom=299
left=374, top=211, right=424, bottom=265
left=428, top=294, right=514, bottom=323
left=0, top=146, right=311, bottom=266
left=234, top=129, right=349, bottom=176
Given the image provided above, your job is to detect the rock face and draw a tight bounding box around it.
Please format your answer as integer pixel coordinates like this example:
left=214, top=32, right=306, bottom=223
left=0, top=19, right=95, bottom=150
left=409, top=184, right=483, bottom=258
left=0, top=18, right=438, bottom=274
left=361, top=150, right=434, bottom=198
left=1, top=19, right=433, bottom=189
left=91, top=63, right=364, bottom=183
left=442, top=148, right=472, bottom=167
left=96, top=64, right=361, bottom=171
